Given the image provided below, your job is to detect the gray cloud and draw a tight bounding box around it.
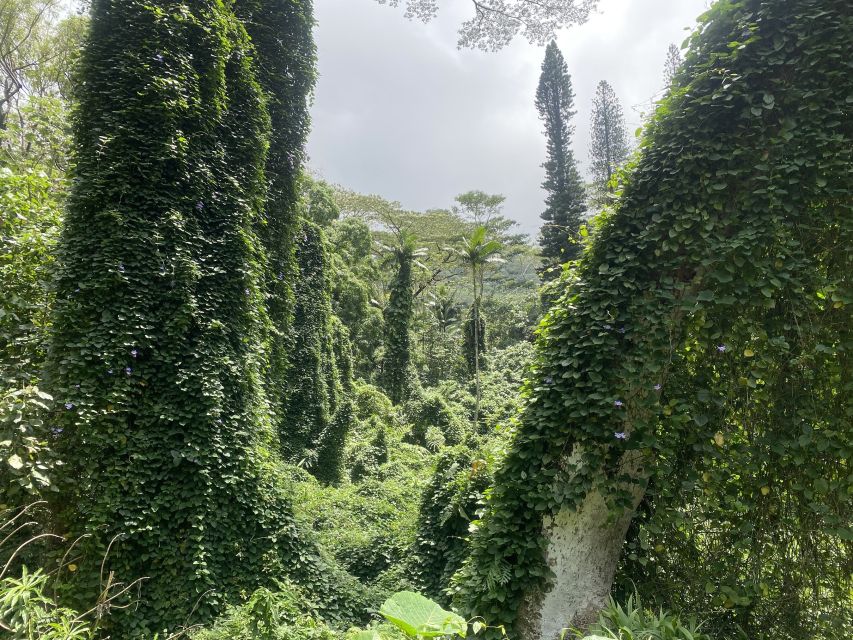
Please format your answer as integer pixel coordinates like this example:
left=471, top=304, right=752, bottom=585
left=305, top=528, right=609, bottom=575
left=307, top=0, right=710, bottom=236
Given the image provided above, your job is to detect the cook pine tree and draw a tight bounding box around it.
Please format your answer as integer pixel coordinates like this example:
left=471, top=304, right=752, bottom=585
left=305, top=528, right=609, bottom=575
left=535, top=41, right=586, bottom=277
left=589, top=80, right=629, bottom=199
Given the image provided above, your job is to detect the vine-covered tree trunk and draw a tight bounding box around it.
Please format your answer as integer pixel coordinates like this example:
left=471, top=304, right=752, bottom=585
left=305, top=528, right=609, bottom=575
left=47, top=1, right=337, bottom=635
left=381, top=245, right=414, bottom=404
left=454, top=2, right=852, bottom=639
left=233, top=0, right=315, bottom=429
left=281, top=219, right=348, bottom=477
left=519, top=453, right=647, bottom=639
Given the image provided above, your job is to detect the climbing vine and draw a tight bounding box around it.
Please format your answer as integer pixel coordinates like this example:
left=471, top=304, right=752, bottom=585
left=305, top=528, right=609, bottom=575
left=381, top=237, right=415, bottom=404
left=282, top=218, right=354, bottom=484
left=47, top=2, right=355, bottom=635
left=234, top=0, right=316, bottom=431
left=463, top=306, right=487, bottom=377
left=452, top=1, right=852, bottom=637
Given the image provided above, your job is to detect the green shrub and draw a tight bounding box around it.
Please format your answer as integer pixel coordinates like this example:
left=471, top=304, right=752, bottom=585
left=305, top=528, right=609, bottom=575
left=408, top=447, right=493, bottom=604
left=581, top=596, right=711, bottom=640
left=290, top=451, right=430, bottom=585
left=403, top=389, right=469, bottom=448
left=192, top=583, right=338, bottom=640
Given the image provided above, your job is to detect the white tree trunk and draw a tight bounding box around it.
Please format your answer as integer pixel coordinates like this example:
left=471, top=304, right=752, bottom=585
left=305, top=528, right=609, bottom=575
left=518, top=454, right=647, bottom=640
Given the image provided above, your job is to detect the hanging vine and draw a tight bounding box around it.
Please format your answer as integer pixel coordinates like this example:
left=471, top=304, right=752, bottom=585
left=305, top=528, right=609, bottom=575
left=452, top=1, right=852, bottom=638
left=47, top=1, right=356, bottom=635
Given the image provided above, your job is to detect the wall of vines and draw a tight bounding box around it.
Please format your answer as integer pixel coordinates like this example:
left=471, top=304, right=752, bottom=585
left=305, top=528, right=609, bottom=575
left=46, top=1, right=356, bottom=636
left=282, top=218, right=354, bottom=483
left=233, top=0, right=316, bottom=431
left=452, top=1, right=852, bottom=638
left=381, top=243, right=415, bottom=404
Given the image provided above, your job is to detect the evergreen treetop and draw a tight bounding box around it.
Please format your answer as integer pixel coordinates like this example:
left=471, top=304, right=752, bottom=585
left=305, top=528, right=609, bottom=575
left=535, top=41, right=586, bottom=274
left=589, top=79, right=629, bottom=197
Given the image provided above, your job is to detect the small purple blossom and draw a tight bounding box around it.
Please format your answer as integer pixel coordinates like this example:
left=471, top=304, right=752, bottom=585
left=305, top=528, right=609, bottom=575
left=74, top=384, right=81, bottom=389
left=277, top=272, right=284, bottom=281
left=154, top=53, right=164, bottom=63
left=244, top=288, right=251, bottom=296
left=654, top=384, right=662, bottom=391
left=125, top=367, right=133, bottom=375
left=717, top=344, right=727, bottom=353
left=614, top=432, right=627, bottom=440
left=195, top=201, right=204, bottom=211
left=619, top=326, right=627, bottom=334
left=603, top=324, right=612, bottom=330
left=131, top=349, right=139, bottom=358
left=64, top=402, right=75, bottom=410
left=544, top=376, right=554, bottom=385
left=107, top=369, right=114, bottom=375
left=52, top=427, right=64, bottom=435
left=614, top=400, right=624, bottom=408
left=118, top=263, right=125, bottom=273
left=75, top=287, right=81, bottom=293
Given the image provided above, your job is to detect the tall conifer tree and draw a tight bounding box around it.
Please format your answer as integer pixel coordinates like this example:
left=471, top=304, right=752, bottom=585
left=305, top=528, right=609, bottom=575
left=535, top=41, right=586, bottom=275
left=663, top=43, right=682, bottom=86
left=589, top=80, right=629, bottom=197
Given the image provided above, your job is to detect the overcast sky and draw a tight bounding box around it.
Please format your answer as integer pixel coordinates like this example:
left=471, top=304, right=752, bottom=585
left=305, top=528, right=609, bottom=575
left=307, top=0, right=711, bottom=236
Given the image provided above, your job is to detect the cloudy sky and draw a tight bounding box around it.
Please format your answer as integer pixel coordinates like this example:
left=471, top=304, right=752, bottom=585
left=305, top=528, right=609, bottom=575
left=307, top=0, right=711, bottom=236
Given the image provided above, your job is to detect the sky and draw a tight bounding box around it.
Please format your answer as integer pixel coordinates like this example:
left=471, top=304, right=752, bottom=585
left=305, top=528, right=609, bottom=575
left=307, top=0, right=711, bottom=237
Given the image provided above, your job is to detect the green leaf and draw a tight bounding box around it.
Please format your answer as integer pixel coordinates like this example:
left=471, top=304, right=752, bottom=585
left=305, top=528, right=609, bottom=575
left=7, top=454, right=24, bottom=470
left=380, top=592, right=467, bottom=638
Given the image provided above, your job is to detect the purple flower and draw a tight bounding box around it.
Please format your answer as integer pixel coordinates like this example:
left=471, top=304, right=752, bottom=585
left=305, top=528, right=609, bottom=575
left=118, top=263, right=125, bottom=273
left=195, top=201, right=204, bottom=211
left=614, top=432, right=627, bottom=440
left=75, top=288, right=80, bottom=293
left=154, top=53, right=164, bottom=63
left=614, top=400, right=624, bottom=408
left=74, top=384, right=81, bottom=389
left=52, top=427, right=64, bottom=435
left=717, top=344, right=727, bottom=353
left=125, top=367, right=133, bottom=375
left=544, top=376, right=554, bottom=385
left=64, top=402, right=75, bottom=410
left=603, top=324, right=612, bottom=330
left=654, top=384, right=662, bottom=391
left=619, top=326, right=626, bottom=334
left=131, top=349, right=139, bottom=358
left=277, top=272, right=284, bottom=281
left=107, top=369, right=114, bottom=375
left=244, top=288, right=251, bottom=296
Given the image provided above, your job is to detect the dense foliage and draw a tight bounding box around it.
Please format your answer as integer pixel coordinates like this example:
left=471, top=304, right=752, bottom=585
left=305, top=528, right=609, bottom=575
left=454, top=2, right=852, bottom=638
left=234, top=0, right=315, bottom=433
left=380, top=236, right=416, bottom=405
left=1, top=1, right=850, bottom=639
left=281, top=219, right=351, bottom=482
left=44, top=1, right=352, bottom=635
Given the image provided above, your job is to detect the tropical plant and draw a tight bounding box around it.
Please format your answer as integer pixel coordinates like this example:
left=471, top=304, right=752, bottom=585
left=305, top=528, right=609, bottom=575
left=451, top=226, right=503, bottom=425
left=380, top=591, right=467, bottom=639
left=577, top=595, right=710, bottom=640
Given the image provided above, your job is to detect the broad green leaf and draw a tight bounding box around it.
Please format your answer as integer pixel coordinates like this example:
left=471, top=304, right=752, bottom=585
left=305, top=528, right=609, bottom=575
left=380, top=591, right=467, bottom=638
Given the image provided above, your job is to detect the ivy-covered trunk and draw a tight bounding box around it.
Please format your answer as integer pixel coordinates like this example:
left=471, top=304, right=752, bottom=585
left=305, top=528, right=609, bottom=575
left=519, top=453, right=647, bottom=640
left=47, top=1, right=327, bottom=635
left=381, top=244, right=414, bottom=404
left=454, top=2, right=852, bottom=639
left=233, top=0, right=315, bottom=430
